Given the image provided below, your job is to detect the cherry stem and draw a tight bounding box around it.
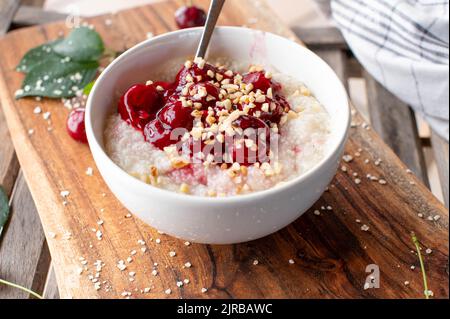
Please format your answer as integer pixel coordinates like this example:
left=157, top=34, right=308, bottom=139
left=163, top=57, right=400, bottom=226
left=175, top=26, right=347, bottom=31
left=411, top=232, right=430, bottom=299
left=187, top=0, right=193, bottom=7
left=0, top=278, right=44, bottom=299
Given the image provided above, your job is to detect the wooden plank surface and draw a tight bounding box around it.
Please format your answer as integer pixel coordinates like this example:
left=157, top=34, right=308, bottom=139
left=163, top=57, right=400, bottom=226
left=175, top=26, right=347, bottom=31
left=21, top=0, right=46, bottom=5
left=0, top=0, right=20, bottom=34
left=292, top=26, right=347, bottom=49
left=0, top=109, right=19, bottom=196
left=431, top=132, right=449, bottom=208
left=12, top=5, right=67, bottom=28
left=0, top=0, right=58, bottom=300
left=364, top=72, right=430, bottom=187
left=43, top=266, right=60, bottom=299
left=0, top=0, right=21, bottom=196
left=314, top=49, right=348, bottom=90
left=0, top=0, right=448, bottom=299
left=0, top=173, right=49, bottom=298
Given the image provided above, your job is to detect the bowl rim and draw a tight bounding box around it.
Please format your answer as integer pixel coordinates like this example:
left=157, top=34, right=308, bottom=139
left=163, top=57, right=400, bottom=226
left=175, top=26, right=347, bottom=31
left=86, top=26, right=351, bottom=204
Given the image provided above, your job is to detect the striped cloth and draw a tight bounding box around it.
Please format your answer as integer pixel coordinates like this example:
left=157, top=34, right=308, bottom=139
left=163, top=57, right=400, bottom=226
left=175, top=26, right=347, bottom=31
left=331, top=0, right=449, bottom=141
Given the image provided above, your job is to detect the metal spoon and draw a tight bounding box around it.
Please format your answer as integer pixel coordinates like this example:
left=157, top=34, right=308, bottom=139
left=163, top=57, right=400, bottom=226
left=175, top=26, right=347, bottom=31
left=195, top=0, right=226, bottom=59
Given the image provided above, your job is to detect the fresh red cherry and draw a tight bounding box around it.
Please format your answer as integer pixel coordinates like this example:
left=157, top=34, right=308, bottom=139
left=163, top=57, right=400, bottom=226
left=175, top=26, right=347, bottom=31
left=118, top=84, right=162, bottom=131
left=157, top=100, right=194, bottom=131
left=175, top=5, right=207, bottom=29
left=143, top=119, right=173, bottom=149
left=67, top=108, right=88, bottom=143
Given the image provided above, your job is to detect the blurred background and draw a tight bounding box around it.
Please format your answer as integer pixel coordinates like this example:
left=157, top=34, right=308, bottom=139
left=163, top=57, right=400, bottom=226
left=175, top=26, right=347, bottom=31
left=20, top=0, right=446, bottom=202
left=41, top=0, right=328, bottom=24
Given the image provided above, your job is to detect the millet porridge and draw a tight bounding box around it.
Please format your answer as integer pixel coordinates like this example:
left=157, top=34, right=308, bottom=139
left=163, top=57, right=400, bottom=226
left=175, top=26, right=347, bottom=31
left=105, top=57, right=331, bottom=197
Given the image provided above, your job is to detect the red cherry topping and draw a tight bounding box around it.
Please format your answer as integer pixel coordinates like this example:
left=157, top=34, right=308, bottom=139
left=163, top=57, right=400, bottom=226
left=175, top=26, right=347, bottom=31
left=233, top=115, right=268, bottom=131
left=157, top=100, right=194, bottom=131
left=242, top=71, right=272, bottom=92
left=154, top=81, right=176, bottom=103
left=118, top=84, right=162, bottom=131
left=189, top=82, right=220, bottom=108
left=239, top=99, right=286, bottom=125
left=117, top=60, right=292, bottom=165
left=175, top=6, right=207, bottom=29
left=176, top=64, right=211, bottom=87
left=67, top=108, right=88, bottom=143
left=231, top=115, right=271, bottom=166
left=143, top=119, right=173, bottom=149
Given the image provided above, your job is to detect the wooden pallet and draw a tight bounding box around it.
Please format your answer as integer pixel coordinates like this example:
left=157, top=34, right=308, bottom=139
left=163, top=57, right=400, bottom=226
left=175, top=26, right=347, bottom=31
left=0, top=0, right=448, bottom=299
left=0, top=0, right=59, bottom=299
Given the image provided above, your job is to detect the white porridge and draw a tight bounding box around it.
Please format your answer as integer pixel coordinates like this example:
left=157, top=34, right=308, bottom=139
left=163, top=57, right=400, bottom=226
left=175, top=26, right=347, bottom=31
left=104, top=58, right=331, bottom=197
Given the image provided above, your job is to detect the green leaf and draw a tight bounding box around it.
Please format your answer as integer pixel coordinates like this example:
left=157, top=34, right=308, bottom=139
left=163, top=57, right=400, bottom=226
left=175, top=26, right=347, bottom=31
left=16, top=59, right=98, bottom=99
left=83, top=81, right=95, bottom=96
left=16, top=39, right=63, bottom=74
left=52, top=27, right=105, bottom=62
left=0, top=186, right=10, bottom=229
left=15, top=27, right=105, bottom=99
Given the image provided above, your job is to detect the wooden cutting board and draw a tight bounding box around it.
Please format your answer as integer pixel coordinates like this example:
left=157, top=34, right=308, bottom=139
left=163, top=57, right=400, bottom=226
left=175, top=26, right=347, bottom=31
left=0, top=0, right=448, bottom=299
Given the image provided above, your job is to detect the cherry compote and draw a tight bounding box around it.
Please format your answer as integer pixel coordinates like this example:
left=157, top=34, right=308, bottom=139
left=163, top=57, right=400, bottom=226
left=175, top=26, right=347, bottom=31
left=117, top=59, right=291, bottom=166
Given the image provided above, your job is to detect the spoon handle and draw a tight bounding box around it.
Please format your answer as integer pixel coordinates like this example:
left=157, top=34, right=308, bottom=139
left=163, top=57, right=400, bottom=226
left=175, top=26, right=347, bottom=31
left=195, top=0, right=226, bottom=59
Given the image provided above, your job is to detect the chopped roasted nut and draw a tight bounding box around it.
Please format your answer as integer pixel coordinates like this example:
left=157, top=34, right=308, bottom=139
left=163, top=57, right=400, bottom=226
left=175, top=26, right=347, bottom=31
left=180, top=183, right=190, bottom=194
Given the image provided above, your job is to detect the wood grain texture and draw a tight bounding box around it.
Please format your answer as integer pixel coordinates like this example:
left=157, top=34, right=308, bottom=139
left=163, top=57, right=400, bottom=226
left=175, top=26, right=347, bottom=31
left=0, top=0, right=20, bottom=34
left=431, top=132, right=449, bottom=208
left=0, top=0, right=21, bottom=196
left=20, top=0, right=46, bottom=6
left=0, top=0, right=448, bottom=299
left=292, top=26, right=347, bottom=49
left=0, top=107, right=19, bottom=196
left=43, top=266, right=60, bottom=299
left=0, top=0, right=54, bottom=299
left=12, top=6, right=67, bottom=29
left=315, top=49, right=348, bottom=90
left=0, top=173, right=49, bottom=298
left=364, top=71, right=430, bottom=187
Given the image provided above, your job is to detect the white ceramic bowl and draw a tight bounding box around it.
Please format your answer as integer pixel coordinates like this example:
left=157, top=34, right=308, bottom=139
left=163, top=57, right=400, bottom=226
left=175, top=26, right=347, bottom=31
left=86, top=27, right=350, bottom=245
